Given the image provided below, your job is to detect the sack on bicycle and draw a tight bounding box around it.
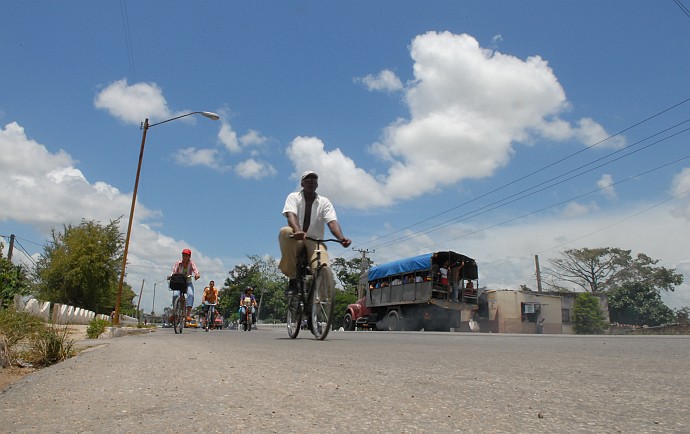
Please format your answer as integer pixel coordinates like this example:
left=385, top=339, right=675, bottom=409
left=168, top=273, right=187, bottom=292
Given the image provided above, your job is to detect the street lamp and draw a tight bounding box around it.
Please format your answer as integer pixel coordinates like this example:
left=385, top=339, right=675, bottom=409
left=112, top=111, right=220, bottom=326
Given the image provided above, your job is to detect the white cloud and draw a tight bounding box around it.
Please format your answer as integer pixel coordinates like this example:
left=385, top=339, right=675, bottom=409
left=597, top=174, right=616, bottom=198
left=560, top=201, right=598, bottom=218
left=94, top=79, right=173, bottom=125
left=235, top=158, right=277, bottom=179
left=218, top=121, right=240, bottom=153
left=574, top=118, right=626, bottom=149
left=671, top=167, right=690, bottom=198
left=355, top=69, right=403, bottom=92
left=286, top=136, right=388, bottom=207
left=291, top=31, right=622, bottom=210
left=172, top=147, right=221, bottom=169
left=0, top=121, right=156, bottom=229
left=240, top=129, right=267, bottom=147
left=670, top=167, right=690, bottom=220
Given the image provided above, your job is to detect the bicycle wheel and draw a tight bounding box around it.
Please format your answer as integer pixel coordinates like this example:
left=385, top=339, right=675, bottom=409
left=178, top=297, right=187, bottom=334
left=311, top=266, right=335, bottom=340
left=173, top=296, right=183, bottom=334
left=286, top=291, right=302, bottom=339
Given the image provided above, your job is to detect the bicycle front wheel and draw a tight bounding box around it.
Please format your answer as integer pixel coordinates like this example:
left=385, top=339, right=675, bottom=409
left=311, top=266, right=335, bottom=340
left=286, top=293, right=302, bottom=339
left=173, top=296, right=185, bottom=334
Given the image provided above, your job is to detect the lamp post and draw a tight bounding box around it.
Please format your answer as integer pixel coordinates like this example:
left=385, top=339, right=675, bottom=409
left=112, top=111, right=220, bottom=326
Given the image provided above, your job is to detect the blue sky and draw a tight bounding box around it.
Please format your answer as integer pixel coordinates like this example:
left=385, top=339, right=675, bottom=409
left=2, top=1, right=690, bottom=313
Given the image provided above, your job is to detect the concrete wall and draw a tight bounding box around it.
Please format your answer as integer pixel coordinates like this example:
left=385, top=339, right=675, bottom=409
left=14, top=295, right=112, bottom=325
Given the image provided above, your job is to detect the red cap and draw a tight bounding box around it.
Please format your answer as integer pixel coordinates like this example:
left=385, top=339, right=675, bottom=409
left=182, top=249, right=192, bottom=256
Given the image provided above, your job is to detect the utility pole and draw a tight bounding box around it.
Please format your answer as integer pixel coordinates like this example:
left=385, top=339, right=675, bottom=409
left=8, top=234, right=15, bottom=261
left=534, top=254, right=543, bottom=292
left=354, top=248, right=374, bottom=299
left=136, top=278, right=145, bottom=324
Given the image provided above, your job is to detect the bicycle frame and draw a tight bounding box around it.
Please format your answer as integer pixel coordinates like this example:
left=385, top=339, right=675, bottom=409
left=287, top=237, right=339, bottom=340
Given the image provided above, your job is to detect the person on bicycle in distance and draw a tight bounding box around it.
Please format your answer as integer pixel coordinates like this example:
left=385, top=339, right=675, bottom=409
left=239, top=286, right=257, bottom=324
left=278, top=170, right=351, bottom=296
left=201, top=280, right=219, bottom=319
left=171, top=248, right=200, bottom=320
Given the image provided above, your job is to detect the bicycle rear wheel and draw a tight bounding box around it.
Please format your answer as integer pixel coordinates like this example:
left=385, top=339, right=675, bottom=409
left=205, top=307, right=212, bottom=332
left=176, top=296, right=187, bottom=334
left=311, top=266, right=335, bottom=340
left=286, top=292, right=302, bottom=339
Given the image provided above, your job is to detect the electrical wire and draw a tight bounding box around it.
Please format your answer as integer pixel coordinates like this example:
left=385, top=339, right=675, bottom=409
left=356, top=98, right=690, bottom=250
left=365, top=120, right=690, bottom=252
left=674, top=0, right=690, bottom=19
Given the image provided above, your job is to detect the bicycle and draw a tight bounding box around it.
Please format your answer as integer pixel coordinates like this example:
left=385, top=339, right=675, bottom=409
left=169, top=273, right=191, bottom=334
left=286, top=237, right=340, bottom=340
left=203, top=302, right=216, bottom=332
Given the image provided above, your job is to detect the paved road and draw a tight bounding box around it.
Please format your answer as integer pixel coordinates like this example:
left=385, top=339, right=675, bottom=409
left=1, top=327, right=689, bottom=433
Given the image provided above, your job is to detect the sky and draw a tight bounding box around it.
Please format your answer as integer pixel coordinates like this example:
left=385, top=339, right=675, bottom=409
left=2, top=1, right=690, bottom=315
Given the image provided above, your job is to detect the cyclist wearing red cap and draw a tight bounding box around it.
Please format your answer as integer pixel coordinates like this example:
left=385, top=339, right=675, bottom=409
left=171, top=248, right=200, bottom=320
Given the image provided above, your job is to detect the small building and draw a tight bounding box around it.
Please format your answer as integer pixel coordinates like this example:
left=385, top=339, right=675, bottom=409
left=477, top=289, right=609, bottom=334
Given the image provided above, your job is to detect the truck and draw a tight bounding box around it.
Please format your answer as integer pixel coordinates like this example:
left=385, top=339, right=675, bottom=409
left=343, top=250, right=479, bottom=331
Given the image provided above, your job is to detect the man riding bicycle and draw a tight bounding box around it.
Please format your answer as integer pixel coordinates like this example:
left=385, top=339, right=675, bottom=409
left=201, top=280, right=219, bottom=321
left=278, top=170, right=351, bottom=296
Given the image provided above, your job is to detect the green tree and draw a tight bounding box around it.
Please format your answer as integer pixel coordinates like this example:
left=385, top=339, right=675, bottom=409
left=220, top=255, right=286, bottom=322
left=0, top=243, right=31, bottom=309
left=33, top=219, right=135, bottom=313
left=546, top=247, right=682, bottom=293
left=331, top=256, right=371, bottom=295
left=607, top=282, right=675, bottom=326
left=573, top=292, right=606, bottom=334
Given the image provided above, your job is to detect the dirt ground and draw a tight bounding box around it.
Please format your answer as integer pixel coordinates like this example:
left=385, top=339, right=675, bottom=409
left=0, top=325, right=89, bottom=392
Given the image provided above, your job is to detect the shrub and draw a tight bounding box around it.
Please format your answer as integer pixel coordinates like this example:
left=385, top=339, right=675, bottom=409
left=25, top=324, right=75, bottom=367
left=573, top=292, right=606, bottom=334
left=86, top=318, right=111, bottom=339
left=0, top=308, right=45, bottom=366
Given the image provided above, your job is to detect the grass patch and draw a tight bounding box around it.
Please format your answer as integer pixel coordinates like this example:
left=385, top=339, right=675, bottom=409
left=0, top=309, right=76, bottom=368
left=23, top=324, right=75, bottom=367
left=0, top=309, right=45, bottom=367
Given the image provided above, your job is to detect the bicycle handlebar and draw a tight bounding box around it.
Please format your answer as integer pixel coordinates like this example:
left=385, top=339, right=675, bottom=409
left=291, top=235, right=346, bottom=245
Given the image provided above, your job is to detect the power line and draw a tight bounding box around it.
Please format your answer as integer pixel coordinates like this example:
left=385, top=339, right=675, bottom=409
left=356, top=98, right=690, bottom=250
left=389, top=154, right=690, bottom=261
left=674, top=0, right=690, bottom=19
left=365, top=120, right=690, bottom=252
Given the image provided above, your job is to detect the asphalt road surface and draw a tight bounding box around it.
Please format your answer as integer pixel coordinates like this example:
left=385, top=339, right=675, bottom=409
left=2, top=326, right=689, bottom=433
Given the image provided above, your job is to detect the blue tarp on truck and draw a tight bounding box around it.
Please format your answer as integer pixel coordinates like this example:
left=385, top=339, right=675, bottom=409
left=368, top=253, right=433, bottom=281
left=368, top=251, right=478, bottom=282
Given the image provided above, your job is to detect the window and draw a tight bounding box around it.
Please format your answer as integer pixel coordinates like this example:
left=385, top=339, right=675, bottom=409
left=562, top=308, right=571, bottom=323
left=521, top=302, right=540, bottom=322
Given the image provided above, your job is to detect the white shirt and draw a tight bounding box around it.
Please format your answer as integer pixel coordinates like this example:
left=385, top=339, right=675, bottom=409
left=283, top=191, right=338, bottom=240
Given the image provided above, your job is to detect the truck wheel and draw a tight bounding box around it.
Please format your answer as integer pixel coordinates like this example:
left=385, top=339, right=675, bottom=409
left=343, top=313, right=355, bottom=331
left=386, top=310, right=400, bottom=331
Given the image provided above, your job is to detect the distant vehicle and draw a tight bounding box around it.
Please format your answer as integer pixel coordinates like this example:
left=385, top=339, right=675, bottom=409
left=185, top=318, right=199, bottom=328
left=344, top=250, right=479, bottom=331
left=214, top=316, right=223, bottom=330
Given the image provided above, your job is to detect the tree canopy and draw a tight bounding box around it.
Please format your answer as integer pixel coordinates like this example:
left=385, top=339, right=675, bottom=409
left=0, top=243, right=31, bottom=309
left=546, top=247, right=683, bottom=293
left=607, top=281, right=675, bottom=326
left=33, top=219, right=136, bottom=314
